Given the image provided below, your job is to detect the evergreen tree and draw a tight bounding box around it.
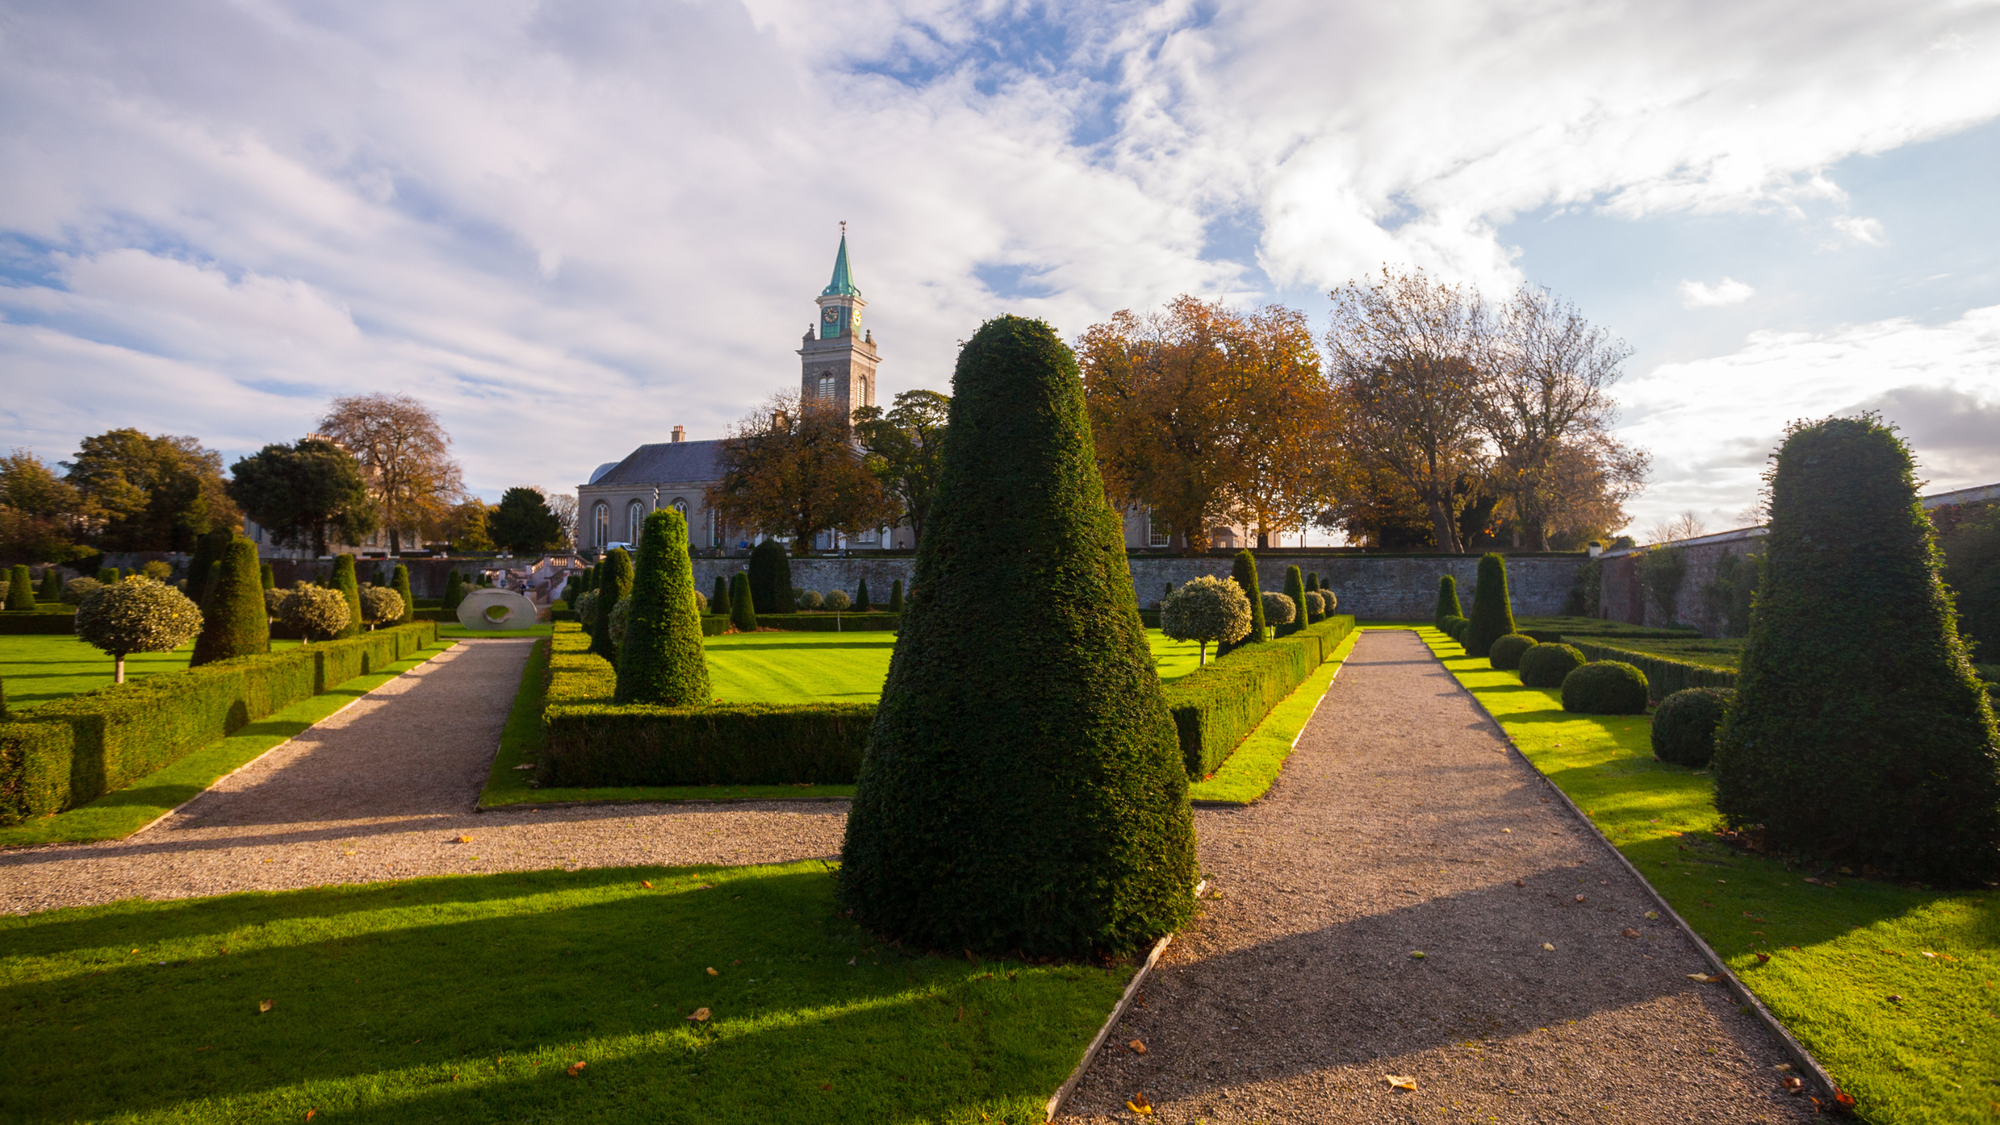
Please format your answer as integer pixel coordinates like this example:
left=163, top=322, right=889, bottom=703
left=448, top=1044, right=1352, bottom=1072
left=190, top=537, right=271, bottom=666
left=1219, top=549, right=1266, bottom=654
left=1465, top=554, right=1516, bottom=659
left=391, top=564, right=415, bottom=624
left=442, top=569, right=465, bottom=611
left=1434, top=574, right=1464, bottom=627
left=259, top=563, right=275, bottom=591
left=329, top=554, right=363, bottom=640
left=855, top=577, right=872, bottom=612
left=729, top=571, right=758, bottom=632
left=839, top=314, right=1198, bottom=959
left=748, top=540, right=794, bottom=614
left=6, top=565, right=34, bottom=610
left=38, top=566, right=62, bottom=602
left=888, top=577, right=904, bottom=612
left=1283, top=565, right=1308, bottom=631
left=1714, top=415, right=2000, bottom=880
left=614, top=509, right=712, bottom=705
left=589, top=547, right=633, bottom=663
left=711, top=574, right=729, bottom=614
left=184, top=527, right=234, bottom=604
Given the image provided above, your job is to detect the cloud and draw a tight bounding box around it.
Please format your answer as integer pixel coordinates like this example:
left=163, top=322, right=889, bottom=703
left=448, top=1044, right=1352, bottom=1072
left=1679, top=277, right=1756, bottom=308
left=1832, top=215, right=1887, bottom=245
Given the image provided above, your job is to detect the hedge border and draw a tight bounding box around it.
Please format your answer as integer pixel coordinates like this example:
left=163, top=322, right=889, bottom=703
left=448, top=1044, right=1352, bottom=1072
left=1163, top=615, right=1357, bottom=779
left=0, top=609, right=79, bottom=635
left=0, top=621, right=437, bottom=824
left=1566, top=639, right=1736, bottom=701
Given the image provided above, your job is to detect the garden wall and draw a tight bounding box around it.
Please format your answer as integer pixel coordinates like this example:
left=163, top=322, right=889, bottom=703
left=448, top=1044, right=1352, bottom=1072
left=1595, top=530, right=1763, bottom=637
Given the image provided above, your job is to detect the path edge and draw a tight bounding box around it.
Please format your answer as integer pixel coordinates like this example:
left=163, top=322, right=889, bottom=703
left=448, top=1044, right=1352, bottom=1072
left=1044, top=879, right=1206, bottom=1122
left=1418, top=629, right=1848, bottom=1109
left=1189, top=630, right=1363, bottom=809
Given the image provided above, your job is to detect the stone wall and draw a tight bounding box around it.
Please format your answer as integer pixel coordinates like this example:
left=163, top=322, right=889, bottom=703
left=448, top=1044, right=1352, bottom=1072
left=1595, top=534, right=1765, bottom=637
left=693, top=553, right=1588, bottom=621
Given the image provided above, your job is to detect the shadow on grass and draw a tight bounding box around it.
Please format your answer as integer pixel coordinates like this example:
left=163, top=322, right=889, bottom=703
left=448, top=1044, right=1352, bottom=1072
left=0, top=864, right=1124, bottom=1124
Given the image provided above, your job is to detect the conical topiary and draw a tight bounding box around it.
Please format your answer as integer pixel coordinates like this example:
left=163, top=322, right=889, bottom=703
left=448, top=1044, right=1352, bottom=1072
left=97, top=567, right=119, bottom=585
left=839, top=314, right=1198, bottom=959
left=855, top=577, right=872, bottom=612
left=1219, top=549, right=1266, bottom=655
left=5, top=565, right=33, bottom=611
left=391, top=565, right=415, bottom=625
left=1434, top=574, right=1464, bottom=628
left=37, top=566, right=62, bottom=602
left=888, top=578, right=904, bottom=612
left=589, top=547, right=633, bottom=663
left=712, top=575, right=729, bottom=615
left=442, top=569, right=465, bottom=611
left=330, top=554, right=363, bottom=639
left=185, top=528, right=232, bottom=604
left=749, top=540, right=794, bottom=615
left=1714, top=415, right=2000, bottom=881
left=728, top=571, right=757, bottom=632
left=614, top=509, right=711, bottom=705
left=190, top=537, right=271, bottom=666
left=1465, top=554, right=1515, bottom=660
left=1283, top=565, right=1308, bottom=632
left=259, top=563, right=275, bottom=591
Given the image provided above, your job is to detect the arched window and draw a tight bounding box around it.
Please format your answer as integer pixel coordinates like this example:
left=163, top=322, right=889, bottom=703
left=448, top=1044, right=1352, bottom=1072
left=592, top=502, right=610, bottom=548
left=819, top=372, right=835, bottom=400
left=672, top=499, right=688, bottom=520
left=627, top=501, right=645, bottom=544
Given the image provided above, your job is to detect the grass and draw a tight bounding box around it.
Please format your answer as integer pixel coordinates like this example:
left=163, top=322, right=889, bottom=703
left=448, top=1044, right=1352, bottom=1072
left=1417, top=625, right=2000, bottom=1123
left=0, top=861, right=1135, bottom=1123
left=1187, top=626, right=1363, bottom=805
left=1515, top=615, right=1745, bottom=669
left=0, top=641, right=458, bottom=848
left=435, top=621, right=553, bottom=640
left=0, top=634, right=305, bottom=711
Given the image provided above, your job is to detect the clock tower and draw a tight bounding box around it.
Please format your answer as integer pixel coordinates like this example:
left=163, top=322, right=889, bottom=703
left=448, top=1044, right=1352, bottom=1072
left=798, top=227, right=878, bottom=418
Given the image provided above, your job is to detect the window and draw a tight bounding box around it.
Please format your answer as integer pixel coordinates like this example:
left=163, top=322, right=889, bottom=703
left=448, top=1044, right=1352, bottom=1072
left=1147, top=509, right=1170, bottom=548
left=593, top=502, right=610, bottom=548
left=672, top=499, right=688, bottom=518
left=627, top=501, right=645, bottom=544
left=819, top=372, right=835, bottom=400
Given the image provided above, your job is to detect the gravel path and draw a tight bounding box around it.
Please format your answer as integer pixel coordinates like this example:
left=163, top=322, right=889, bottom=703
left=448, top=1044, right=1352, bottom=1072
left=0, top=638, right=845, bottom=915
left=1060, top=629, right=1816, bottom=1124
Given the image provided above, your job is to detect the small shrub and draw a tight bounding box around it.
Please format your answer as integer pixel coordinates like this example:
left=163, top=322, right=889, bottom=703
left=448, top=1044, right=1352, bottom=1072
left=259, top=563, right=275, bottom=591
left=607, top=596, right=631, bottom=646
left=1488, top=633, right=1537, bottom=670
left=74, top=576, right=203, bottom=683
left=391, top=565, right=415, bottom=625
left=190, top=537, right=270, bottom=666
left=1466, top=554, right=1517, bottom=659
left=854, top=578, right=871, bottom=612
left=590, top=547, right=633, bottom=663
left=798, top=589, right=825, bottom=611
left=825, top=589, right=852, bottom=612
left=615, top=507, right=711, bottom=706
left=692, top=589, right=708, bottom=614
left=1225, top=549, right=1266, bottom=649
left=264, top=588, right=286, bottom=619
left=61, top=577, right=103, bottom=605
left=1434, top=573, right=1464, bottom=627
left=1161, top=574, right=1253, bottom=665
left=278, top=582, right=352, bottom=643
left=888, top=578, right=904, bottom=612
left=1653, top=688, right=1734, bottom=767
left=729, top=571, right=758, bottom=632
left=1437, top=614, right=1468, bottom=643
left=1261, top=590, right=1295, bottom=626
left=141, top=560, right=173, bottom=582
left=4, top=564, right=32, bottom=610
left=97, top=567, right=119, bottom=585
left=329, top=554, right=363, bottom=640
left=1283, top=565, right=1308, bottom=627
left=712, top=575, right=729, bottom=613
left=1561, top=660, right=1649, bottom=715
left=38, top=566, right=63, bottom=603
left=1519, top=642, right=1585, bottom=688
left=442, top=569, right=466, bottom=610
left=360, top=587, right=405, bottom=629
left=571, top=589, right=600, bottom=634
left=749, top=540, right=794, bottom=614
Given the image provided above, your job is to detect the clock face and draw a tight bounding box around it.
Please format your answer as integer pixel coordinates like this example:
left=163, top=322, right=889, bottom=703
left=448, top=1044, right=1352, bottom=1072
left=822, top=306, right=839, bottom=323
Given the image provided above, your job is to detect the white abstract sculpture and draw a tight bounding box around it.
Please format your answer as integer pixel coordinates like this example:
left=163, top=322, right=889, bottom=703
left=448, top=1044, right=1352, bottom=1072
left=457, top=588, right=540, bottom=631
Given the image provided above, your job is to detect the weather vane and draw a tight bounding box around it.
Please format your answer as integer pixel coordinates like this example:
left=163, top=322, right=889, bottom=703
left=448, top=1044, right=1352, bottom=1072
left=840, top=220, right=847, bottom=235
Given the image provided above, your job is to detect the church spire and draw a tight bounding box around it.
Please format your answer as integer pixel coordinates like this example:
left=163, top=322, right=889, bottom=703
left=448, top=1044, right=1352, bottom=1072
left=822, top=223, right=861, bottom=298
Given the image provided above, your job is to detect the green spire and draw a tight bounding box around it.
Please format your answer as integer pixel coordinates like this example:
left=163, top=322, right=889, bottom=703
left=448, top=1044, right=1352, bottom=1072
left=821, top=232, right=860, bottom=298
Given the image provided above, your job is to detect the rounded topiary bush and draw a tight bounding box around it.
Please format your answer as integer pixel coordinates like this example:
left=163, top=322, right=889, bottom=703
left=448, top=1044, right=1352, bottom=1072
left=1488, top=633, right=1538, bottom=670
left=1437, top=614, right=1467, bottom=643
left=606, top=596, right=631, bottom=646
left=279, top=582, right=351, bottom=643
left=798, top=589, right=825, bottom=611
left=360, top=587, right=404, bottom=629
left=1653, top=687, right=1734, bottom=767
left=1161, top=574, right=1252, bottom=665
left=572, top=589, right=599, bottom=635
left=824, top=589, right=852, bottom=612
left=1519, top=642, right=1585, bottom=688
left=1261, top=591, right=1295, bottom=627
left=75, top=576, right=203, bottom=683
left=1562, top=660, right=1650, bottom=714
left=62, top=577, right=103, bottom=605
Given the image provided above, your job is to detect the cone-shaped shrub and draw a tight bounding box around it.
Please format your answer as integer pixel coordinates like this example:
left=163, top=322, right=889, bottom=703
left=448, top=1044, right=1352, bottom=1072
left=729, top=571, right=758, bottom=632
left=855, top=577, right=872, bottom=612
left=839, top=315, right=1198, bottom=960
left=189, top=538, right=271, bottom=666
left=1489, top=633, right=1537, bottom=670
left=391, top=565, right=415, bottom=624
left=259, top=563, right=275, bottom=591
left=1714, top=415, right=2000, bottom=880
left=1520, top=642, right=1583, bottom=688
left=615, top=508, right=711, bottom=705
left=749, top=540, right=794, bottom=614
left=1232, top=550, right=1265, bottom=645
left=97, top=567, right=119, bottom=585
left=184, top=528, right=232, bottom=603
left=329, top=554, right=363, bottom=640
left=1562, top=661, right=1649, bottom=714
left=589, top=547, right=633, bottom=663
left=712, top=575, right=729, bottom=614
left=1284, top=565, right=1308, bottom=630
left=38, top=567, right=62, bottom=602
left=1434, top=574, right=1464, bottom=627
left=888, top=578, right=903, bottom=612
left=442, top=569, right=465, bottom=611
left=1653, top=687, right=1733, bottom=767
left=1465, top=554, right=1516, bottom=659
left=5, top=565, right=33, bottom=611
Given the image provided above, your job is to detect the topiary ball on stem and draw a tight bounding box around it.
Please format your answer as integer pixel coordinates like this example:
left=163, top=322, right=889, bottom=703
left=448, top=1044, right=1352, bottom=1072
left=1261, top=591, right=1296, bottom=629
left=1161, top=574, right=1253, bottom=666
left=839, top=314, right=1198, bottom=960
left=797, top=589, right=824, bottom=611
left=361, top=587, right=404, bottom=630
left=190, top=537, right=270, bottom=666
left=1465, top=554, right=1517, bottom=660
left=1488, top=633, right=1537, bottom=671
left=1561, top=661, right=1649, bottom=714
left=279, top=582, right=352, bottom=644
left=1519, top=642, right=1585, bottom=688
left=825, top=589, right=852, bottom=612
left=1653, top=688, right=1733, bottom=767
left=1714, top=414, right=2000, bottom=881
left=615, top=508, right=711, bottom=706
left=75, top=576, right=203, bottom=683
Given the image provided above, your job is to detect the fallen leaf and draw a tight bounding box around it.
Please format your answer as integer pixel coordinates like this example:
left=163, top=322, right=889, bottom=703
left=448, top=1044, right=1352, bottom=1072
left=1755, top=953, right=1771, bottom=964
left=565, top=1060, right=586, bottom=1078
left=1541, top=943, right=1555, bottom=952
left=1409, top=950, right=1426, bottom=960
left=1644, top=911, right=1660, bottom=920
left=1887, top=994, right=1903, bottom=1003
left=1687, top=973, right=1723, bottom=983
left=511, top=763, right=534, bottom=770
left=641, top=881, right=652, bottom=889
left=1126, top=1093, right=1153, bottom=1115
left=687, top=1007, right=710, bottom=1022
left=1574, top=894, right=1587, bottom=902
left=1622, top=928, right=1640, bottom=939
left=1129, top=1039, right=1147, bottom=1055
left=1384, top=1074, right=1418, bottom=1091
left=306, top=1112, right=317, bottom=1122
left=1513, top=879, right=1525, bottom=888
left=456, top=836, right=473, bottom=844
left=1781, top=1076, right=1804, bottom=1094
left=258, top=999, right=274, bottom=1013
left=1834, top=1091, right=1855, bottom=1109
left=706, top=967, right=718, bottom=976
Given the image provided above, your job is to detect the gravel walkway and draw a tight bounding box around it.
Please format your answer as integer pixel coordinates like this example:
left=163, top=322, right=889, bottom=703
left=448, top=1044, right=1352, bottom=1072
left=1060, top=629, right=1816, bottom=1124
left=0, top=638, right=845, bottom=915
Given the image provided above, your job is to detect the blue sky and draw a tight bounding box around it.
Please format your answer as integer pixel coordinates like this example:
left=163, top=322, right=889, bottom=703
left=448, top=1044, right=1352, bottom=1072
left=1, top=0, right=1997, bottom=539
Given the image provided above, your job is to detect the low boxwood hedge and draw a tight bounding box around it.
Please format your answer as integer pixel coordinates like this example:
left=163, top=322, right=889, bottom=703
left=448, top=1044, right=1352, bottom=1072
left=1567, top=639, right=1735, bottom=701
left=1561, top=660, right=1650, bottom=715
left=1488, top=633, right=1536, bottom=670
left=1163, top=616, right=1355, bottom=778
left=0, top=621, right=436, bottom=824
left=0, top=608, right=78, bottom=635
left=743, top=612, right=901, bottom=633
left=1652, top=686, right=1733, bottom=767
left=1519, top=642, right=1584, bottom=688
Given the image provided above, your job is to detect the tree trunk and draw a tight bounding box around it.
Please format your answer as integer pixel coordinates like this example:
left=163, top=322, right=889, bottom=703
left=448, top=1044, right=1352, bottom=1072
left=1428, top=501, right=1463, bottom=553
left=114, top=654, right=126, bottom=684
left=389, top=527, right=402, bottom=555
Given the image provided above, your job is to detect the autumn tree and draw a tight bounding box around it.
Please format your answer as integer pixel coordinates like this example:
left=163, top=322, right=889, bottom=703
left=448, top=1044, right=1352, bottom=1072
left=1215, top=304, right=1340, bottom=548
left=63, top=429, right=239, bottom=552
left=706, top=393, right=896, bottom=556
left=316, top=394, right=466, bottom=553
left=854, top=389, right=950, bottom=544
left=227, top=439, right=378, bottom=557
left=0, top=450, right=87, bottom=561
left=442, top=498, right=493, bottom=551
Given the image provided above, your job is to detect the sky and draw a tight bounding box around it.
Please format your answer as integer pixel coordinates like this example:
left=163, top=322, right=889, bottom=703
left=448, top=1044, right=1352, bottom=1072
left=2, top=0, right=1997, bottom=540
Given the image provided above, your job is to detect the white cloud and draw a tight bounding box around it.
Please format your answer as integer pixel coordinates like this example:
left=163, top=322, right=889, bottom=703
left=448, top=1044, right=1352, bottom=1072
left=1679, top=277, right=1756, bottom=308
left=1832, top=215, right=1887, bottom=245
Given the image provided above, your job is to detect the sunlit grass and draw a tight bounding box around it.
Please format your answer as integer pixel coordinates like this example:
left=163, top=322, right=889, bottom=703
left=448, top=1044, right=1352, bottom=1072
left=0, top=634, right=305, bottom=710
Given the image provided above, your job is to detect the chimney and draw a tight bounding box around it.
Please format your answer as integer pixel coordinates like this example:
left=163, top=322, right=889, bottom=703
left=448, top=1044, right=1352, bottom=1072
left=671, top=425, right=686, bottom=443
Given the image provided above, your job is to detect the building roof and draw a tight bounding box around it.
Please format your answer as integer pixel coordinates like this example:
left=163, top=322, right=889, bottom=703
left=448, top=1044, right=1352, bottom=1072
left=586, top=461, right=621, bottom=484
left=821, top=234, right=860, bottom=298
left=588, top=440, right=723, bottom=487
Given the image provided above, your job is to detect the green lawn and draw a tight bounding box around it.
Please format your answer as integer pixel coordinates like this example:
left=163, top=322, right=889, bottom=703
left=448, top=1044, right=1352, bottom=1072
left=1515, top=616, right=1745, bottom=669
left=1186, top=626, right=1362, bottom=804
left=0, top=861, right=1133, bottom=1124
left=1419, top=626, right=2000, bottom=1123
left=0, top=634, right=305, bottom=710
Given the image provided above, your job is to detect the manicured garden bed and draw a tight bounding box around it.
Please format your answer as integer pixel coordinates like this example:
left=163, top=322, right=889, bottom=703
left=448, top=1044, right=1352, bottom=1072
left=1420, top=625, right=2000, bottom=1123
left=1185, top=624, right=1363, bottom=804
left=0, top=861, right=1136, bottom=1123
left=0, top=634, right=305, bottom=710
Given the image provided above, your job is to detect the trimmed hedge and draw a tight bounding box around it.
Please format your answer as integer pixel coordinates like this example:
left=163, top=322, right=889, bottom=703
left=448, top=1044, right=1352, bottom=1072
left=0, top=609, right=78, bottom=635
left=1566, top=640, right=1735, bottom=701
left=1465, top=553, right=1516, bottom=660
left=745, top=612, right=901, bottom=632
left=1652, top=687, right=1733, bottom=767
left=1488, top=633, right=1536, bottom=670
left=1519, top=642, right=1584, bottom=688
left=1164, top=615, right=1356, bottom=778
left=1561, top=660, right=1649, bottom=715
left=0, top=621, right=437, bottom=824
